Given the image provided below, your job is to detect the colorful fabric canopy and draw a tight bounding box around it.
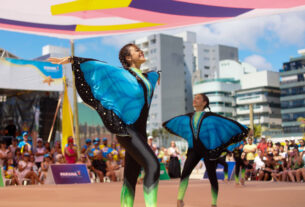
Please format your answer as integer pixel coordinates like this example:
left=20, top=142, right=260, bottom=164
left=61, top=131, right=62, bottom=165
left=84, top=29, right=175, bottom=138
left=0, top=0, right=304, bottom=39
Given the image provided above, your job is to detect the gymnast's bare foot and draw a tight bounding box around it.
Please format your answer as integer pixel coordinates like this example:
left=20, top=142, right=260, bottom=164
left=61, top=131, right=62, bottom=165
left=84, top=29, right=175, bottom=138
left=177, top=200, right=184, bottom=207
left=211, top=205, right=217, bottom=207
left=224, top=178, right=228, bottom=183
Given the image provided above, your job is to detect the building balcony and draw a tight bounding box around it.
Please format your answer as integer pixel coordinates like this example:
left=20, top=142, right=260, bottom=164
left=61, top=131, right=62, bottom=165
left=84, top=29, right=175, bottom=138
left=236, top=95, right=267, bottom=105
left=236, top=105, right=271, bottom=115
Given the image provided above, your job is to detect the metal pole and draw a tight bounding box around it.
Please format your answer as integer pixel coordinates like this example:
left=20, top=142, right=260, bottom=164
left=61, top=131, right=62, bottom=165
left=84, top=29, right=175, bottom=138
left=249, top=104, right=254, bottom=136
left=71, top=40, right=81, bottom=156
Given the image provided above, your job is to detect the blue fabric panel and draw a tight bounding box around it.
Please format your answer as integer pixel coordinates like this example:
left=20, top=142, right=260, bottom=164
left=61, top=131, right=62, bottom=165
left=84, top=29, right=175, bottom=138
left=199, top=116, right=244, bottom=150
left=80, top=61, right=145, bottom=125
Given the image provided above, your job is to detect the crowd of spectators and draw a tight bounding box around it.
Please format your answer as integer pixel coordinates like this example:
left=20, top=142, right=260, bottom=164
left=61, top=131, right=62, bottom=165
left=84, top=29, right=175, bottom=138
left=232, top=136, right=305, bottom=182
left=0, top=131, right=126, bottom=186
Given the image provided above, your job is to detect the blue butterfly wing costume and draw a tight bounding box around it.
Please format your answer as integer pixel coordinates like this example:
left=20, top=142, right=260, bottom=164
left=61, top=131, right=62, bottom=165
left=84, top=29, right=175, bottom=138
left=71, top=57, right=159, bottom=135
left=163, top=112, right=249, bottom=159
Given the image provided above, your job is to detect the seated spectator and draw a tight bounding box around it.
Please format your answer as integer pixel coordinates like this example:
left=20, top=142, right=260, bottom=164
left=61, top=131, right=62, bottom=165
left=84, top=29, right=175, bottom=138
left=272, top=158, right=287, bottom=182
left=0, top=141, right=9, bottom=166
left=64, top=136, right=77, bottom=164
left=91, top=151, right=107, bottom=182
left=106, top=153, right=120, bottom=181
left=14, top=148, right=22, bottom=165
left=29, top=154, right=39, bottom=176
left=55, top=154, right=65, bottom=164
left=40, top=153, right=53, bottom=183
left=253, top=150, right=265, bottom=180
left=16, top=153, right=40, bottom=184
left=258, top=153, right=275, bottom=181
left=77, top=154, right=92, bottom=178
left=287, top=148, right=304, bottom=182
left=34, top=138, right=45, bottom=169
left=3, top=158, right=19, bottom=185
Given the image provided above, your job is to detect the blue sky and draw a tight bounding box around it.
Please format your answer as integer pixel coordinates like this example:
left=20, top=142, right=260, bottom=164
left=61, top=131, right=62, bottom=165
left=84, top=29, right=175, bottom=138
left=0, top=10, right=304, bottom=71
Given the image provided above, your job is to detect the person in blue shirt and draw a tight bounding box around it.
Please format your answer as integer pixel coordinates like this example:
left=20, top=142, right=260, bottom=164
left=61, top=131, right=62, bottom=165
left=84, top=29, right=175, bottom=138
left=18, top=132, right=32, bottom=152
left=81, top=138, right=92, bottom=156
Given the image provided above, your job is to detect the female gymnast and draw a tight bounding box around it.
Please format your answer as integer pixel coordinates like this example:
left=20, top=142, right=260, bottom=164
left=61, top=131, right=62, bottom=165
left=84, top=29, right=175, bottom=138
left=163, top=93, right=249, bottom=207
left=48, top=43, right=160, bottom=207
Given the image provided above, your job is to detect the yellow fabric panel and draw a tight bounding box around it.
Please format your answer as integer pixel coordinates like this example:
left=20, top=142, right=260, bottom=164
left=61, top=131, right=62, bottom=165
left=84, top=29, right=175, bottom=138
left=76, top=22, right=162, bottom=31
left=51, top=0, right=133, bottom=15
left=62, top=77, right=74, bottom=153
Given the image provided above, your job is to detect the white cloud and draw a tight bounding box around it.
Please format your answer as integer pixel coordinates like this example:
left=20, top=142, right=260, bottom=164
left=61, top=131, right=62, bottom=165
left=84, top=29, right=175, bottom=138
left=244, top=54, right=273, bottom=71
left=100, top=10, right=305, bottom=51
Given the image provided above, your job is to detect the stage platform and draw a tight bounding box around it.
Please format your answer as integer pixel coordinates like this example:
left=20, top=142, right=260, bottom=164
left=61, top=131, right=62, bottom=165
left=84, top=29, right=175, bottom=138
left=1, top=180, right=304, bottom=207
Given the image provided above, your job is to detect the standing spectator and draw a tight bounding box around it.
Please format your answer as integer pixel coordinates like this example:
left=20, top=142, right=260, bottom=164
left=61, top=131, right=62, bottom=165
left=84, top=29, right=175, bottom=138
left=91, top=151, right=107, bottom=182
left=101, top=137, right=113, bottom=158
left=257, top=136, right=267, bottom=153
left=266, top=140, right=274, bottom=154
left=44, top=142, right=51, bottom=154
left=168, top=141, right=181, bottom=178
left=298, top=139, right=305, bottom=153
left=91, top=139, right=102, bottom=158
left=0, top=141, right=9, bottom=166
left=5, top=119, right=17, bottom=137
left=288, top=140, right=298, bottom=152
left=64, top=136, right=77, bottom=164
left=279, top=145, right=287, bottom=160
left=243, top=138, right=257, bottom=166
left=34, top=138, right=45, bottom=169
left=147, top=136, right=153, bottom=149
left=18, top=132, right=32, bottom=153
left=8, top=139, right=18, bottom=158
left=51, top=141, right=62, bottom=163
left=284, top=140, right=290, bottom=152
left=81, top=138, right=92, bottom=155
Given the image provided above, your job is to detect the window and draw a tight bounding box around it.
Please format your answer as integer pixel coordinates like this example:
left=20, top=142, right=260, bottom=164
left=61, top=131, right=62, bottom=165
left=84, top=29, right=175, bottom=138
left=204, top=66, right=210, bottom=69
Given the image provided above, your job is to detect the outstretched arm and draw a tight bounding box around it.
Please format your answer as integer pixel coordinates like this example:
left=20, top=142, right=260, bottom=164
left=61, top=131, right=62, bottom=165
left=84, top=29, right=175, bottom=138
left=48, top=57, right=72, bottom=65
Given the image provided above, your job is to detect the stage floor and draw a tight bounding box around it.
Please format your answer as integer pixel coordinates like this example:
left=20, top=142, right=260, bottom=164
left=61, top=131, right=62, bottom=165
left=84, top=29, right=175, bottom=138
left=1, top=180, right=304, bottom=207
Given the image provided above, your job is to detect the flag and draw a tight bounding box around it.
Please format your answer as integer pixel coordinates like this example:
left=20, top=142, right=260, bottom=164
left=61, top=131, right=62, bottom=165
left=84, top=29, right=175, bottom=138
left=62, top=77, right=74, bottom=153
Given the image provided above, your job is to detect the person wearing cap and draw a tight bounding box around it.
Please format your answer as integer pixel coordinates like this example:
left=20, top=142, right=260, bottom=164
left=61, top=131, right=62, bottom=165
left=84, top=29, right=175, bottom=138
left=18, top=131, right=32, bottom=151
left=64, top=136, right=77, bottom=164
left=34, top=138, right=46, bottom=168
left=40, top=153, right=53, bottom=183
left=91, top=139, right=102, bottom=158
left=101, top=138, right=113, bottom=158
left=257, top=136, right=267, bottom=153
left=16, top=152, right=41, bottom=184
left=81, top=138, right=92, bottom=155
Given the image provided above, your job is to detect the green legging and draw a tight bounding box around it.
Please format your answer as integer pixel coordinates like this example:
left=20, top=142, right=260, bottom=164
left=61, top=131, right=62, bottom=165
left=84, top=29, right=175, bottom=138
left=178, top=149, right=218, bottom=206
